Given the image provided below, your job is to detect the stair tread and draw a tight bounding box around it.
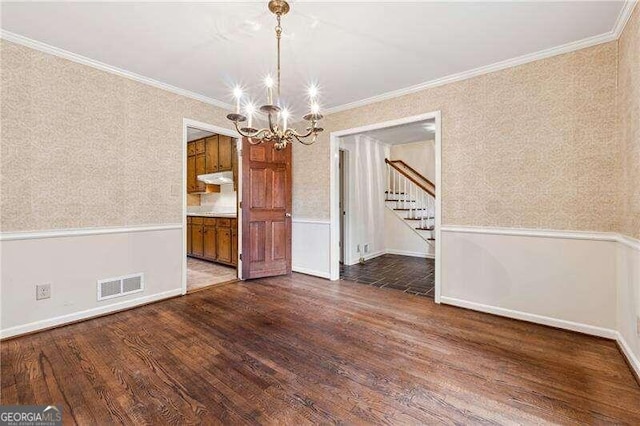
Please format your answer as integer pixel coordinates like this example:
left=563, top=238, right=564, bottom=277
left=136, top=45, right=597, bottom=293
left=416, top=227, right=435, bottom=231
left=385, top=199, right=416, bottom=202
left=405, top=217, right=435, bottom=220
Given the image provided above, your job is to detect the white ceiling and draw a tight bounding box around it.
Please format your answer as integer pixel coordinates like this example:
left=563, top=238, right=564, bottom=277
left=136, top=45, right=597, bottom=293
left=356, top=119, right=435, bottom=145
left=0, top=2, right=627, bottom=114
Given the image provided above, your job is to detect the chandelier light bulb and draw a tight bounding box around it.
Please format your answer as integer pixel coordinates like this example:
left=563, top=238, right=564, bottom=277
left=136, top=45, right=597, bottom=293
left=311, top=103, right=320, bottom=114
left=233, top=86, right=243, bottom=113
left=281, top=108, right=290, bottom=131
left=308, top=85, right=318, bottom=99
left=245, top=103, right=256, bottom=127
left=264, top=76, right=274, bottom=88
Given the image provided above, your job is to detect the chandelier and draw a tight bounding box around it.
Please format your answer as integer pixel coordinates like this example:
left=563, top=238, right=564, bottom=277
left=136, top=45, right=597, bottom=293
left=226, top=0, right=324, bottom=150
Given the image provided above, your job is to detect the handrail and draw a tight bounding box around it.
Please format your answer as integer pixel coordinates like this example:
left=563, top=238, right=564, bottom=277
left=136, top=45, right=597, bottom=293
left=389, top=159, right=436, bottom=190
left=385, top=158, right=435, bottom=197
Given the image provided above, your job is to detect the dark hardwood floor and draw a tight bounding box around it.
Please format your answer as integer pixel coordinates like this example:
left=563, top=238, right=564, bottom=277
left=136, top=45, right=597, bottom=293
left=2, top=273, right=640, bottom=424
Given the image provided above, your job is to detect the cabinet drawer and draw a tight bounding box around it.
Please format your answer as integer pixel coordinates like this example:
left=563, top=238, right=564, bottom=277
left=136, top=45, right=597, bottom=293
left=195, top=140, right=205, bottom=154
left=204, top=218, right=217, bottom=226
left=191, top=217, right=204, bottom=225
left=217, top=218, right=231, bottom=228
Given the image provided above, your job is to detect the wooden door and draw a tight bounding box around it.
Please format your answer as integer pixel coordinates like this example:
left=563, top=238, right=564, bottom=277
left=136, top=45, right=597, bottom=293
left=216, top=227, right=232, bottom=264
left=241, top=140, right=292, bottom=279
left=218, top=136, right=233, bottom=171
left=205, top=136, right=219, bottom=173
left=231, top=226, right=238, bottom=266
left=191, top=220, right=204, bottom=257
left=203, top=222, right=217, bottom=260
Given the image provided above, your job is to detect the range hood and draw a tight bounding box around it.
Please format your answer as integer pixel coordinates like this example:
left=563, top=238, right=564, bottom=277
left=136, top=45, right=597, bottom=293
left=197, top=171, right=234, bottom=185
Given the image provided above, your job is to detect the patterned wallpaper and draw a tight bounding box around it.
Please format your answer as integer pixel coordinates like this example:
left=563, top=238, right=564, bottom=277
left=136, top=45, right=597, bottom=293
left=298, top=42, right=621, bottom=233
left=618, top=4, right=640, bottom=240
left=0, top=40, right=232, bottom=232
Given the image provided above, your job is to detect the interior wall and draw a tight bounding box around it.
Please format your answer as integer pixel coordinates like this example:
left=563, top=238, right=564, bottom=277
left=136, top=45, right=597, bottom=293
left=0, top=40, right=233, bottom=233
left=301, top=41, right=620, bottom=232
left=384, top=208, right=433, bottom=258
left=618, top=4, right=640, bottom=241
left=616, top=3, right=640, bottom=377
left=339, top=135, right=389, bottom=264
left=389, top=140, right=436, bottom=183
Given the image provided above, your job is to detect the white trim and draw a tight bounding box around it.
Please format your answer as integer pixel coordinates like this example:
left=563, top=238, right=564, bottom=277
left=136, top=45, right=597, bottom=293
left=292, top=267, right=331, bottom=280
left=440, top=296, right=618, bottom=340
left=385, top=249, right=434, bottom=259
left=0, top=224, right=181, bottom=242
left=616, top=331, right=640, bottom=380
left=329, top=111, right=442, bottom=297
left=324, top=1, right=637, bottom=115
left=0, top=288, right=182, bottom=340
left=182, top=119, right=241, bottom=295
left=441, top=225, right=619, bottom=242
left=618, top=234, right=640, bottom=251
left=0, top=30, right=232, bottom=111
left=433, top=111, right=442, bottom=304
left=292, top=219, right=331, bottom=225
left=613, top=1, right=638, bottom=39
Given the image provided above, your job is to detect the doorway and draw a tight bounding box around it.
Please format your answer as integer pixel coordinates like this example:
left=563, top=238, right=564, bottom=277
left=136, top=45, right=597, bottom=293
left=182, top=119, right=242, bottom=295
left=329, top=112, right=442, bottom=302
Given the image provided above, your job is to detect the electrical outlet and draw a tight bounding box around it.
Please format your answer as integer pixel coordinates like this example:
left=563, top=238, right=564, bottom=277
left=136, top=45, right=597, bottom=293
left=36, top=284, right=51, bottom=300
left=364, top=244, right=369, bottom=253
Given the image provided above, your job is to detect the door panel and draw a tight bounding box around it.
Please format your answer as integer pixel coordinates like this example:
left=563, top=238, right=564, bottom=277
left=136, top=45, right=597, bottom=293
left=205, top=135, right=219, bottom=173
left=218, top=136, right=233, bottom=171
left=203, top=225, right=216, bottom=260
left=191, top=224, right=204, bottom=257
left=242, top=139, right=292, bottom=279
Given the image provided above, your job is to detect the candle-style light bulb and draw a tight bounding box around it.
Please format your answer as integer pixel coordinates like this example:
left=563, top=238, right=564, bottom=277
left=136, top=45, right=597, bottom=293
left=264, top=75, right=274, bottom=105
left=233, top=86, right=243, bottom=114
left=281, top=109, right=289, bottom=131
left=245, top=103, right=255, bottom=128
left=308, top=85, right=318, bottom=100
left=311, top=103, right=320, bottom=115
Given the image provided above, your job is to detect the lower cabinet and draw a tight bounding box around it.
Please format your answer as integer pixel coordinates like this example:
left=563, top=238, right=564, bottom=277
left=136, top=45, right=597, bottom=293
left=187, top=216, right=238, bottom=267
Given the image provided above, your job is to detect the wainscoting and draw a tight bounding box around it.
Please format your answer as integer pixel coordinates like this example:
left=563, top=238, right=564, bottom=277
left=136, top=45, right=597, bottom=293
left=291, top=219, right=331, bottom=279
left=440, top=225, right=640, bottom=379
left=0, top=225, right=183, bottom=338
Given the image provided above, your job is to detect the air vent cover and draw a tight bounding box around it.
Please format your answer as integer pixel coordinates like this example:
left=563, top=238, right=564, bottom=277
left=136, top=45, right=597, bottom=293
left=97, top=273, right=144, bottom=301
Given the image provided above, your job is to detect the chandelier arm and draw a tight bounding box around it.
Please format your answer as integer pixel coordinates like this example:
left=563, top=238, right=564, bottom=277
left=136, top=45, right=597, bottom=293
left=287, top=124, right=315, bottom=139
left=291, top=131, right=318, bottom=146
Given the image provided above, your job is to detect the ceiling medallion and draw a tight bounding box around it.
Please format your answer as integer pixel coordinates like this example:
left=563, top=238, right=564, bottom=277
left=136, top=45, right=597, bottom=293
left=226, top=0, right=323, bottom=151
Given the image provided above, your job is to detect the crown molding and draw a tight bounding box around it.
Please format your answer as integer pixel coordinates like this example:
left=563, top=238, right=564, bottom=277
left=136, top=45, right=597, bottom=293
left=324, top=1, right=638, bottom=115
left=0, top=30, right=233, bottom=112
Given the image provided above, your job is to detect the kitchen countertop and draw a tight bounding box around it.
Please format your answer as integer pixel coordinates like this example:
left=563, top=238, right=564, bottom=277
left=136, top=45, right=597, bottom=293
left=187, top=212, right=237, bottom=218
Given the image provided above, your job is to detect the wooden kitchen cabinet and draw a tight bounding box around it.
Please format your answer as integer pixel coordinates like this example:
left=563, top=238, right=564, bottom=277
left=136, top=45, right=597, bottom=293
left=186, top=217, right=193, bottom=255
left=190, top=217, right=204, bottom=257
left=203, top=219, right=217, bottom=260
left=187, top=215, right=238, bottom=267
left=216, top=227, right=232, bottom=264
left=218, top=136, right=233, bottom=172
left=187, top=153, right=196, bottom=194
left=205, top=136, right=219, bottom=173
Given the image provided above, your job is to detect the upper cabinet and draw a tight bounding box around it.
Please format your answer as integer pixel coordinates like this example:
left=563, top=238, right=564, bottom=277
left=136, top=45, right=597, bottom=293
left=187, top=135, right=237, bottom=194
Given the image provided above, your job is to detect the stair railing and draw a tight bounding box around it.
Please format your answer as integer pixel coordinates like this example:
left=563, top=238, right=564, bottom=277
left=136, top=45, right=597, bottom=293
left=385, top=158, right=436, bottom=232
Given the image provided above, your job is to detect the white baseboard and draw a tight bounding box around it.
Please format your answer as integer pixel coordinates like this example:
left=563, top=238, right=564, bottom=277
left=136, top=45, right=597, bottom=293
left=440, top=296, right=618, bottom=339
left=616, top=331, right=640, bottom=380
left=292, top=266, right=331, bottom=280
left=0, top=288, right=182, bottom=339
left=385, top=248, right=435, bottom=259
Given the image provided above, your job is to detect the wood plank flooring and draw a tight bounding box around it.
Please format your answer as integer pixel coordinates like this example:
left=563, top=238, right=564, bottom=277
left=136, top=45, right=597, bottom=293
left=2, top=273, right=640, bottom=424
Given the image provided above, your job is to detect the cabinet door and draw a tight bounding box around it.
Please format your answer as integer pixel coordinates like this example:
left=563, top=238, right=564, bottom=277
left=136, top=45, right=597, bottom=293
left=187, top=222, right=192, bottom=255
left=218, top=136, right=233, bottom=171
left=205, top=136, right=219, bottom=174
left=191, top=224, right=204, bottom=257
left=195, top=154, right=206, bottom=192
left=216, top=227, right=232, bottom=263
left=187, top=155, right=196, bottom=193
left=203, top=225, right=217, bottom=260
left=231, top=228, right=238, bottom=266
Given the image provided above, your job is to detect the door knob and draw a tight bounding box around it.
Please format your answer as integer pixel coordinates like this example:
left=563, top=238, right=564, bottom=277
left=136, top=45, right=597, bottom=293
left=285, top=213, right=292, bottom=217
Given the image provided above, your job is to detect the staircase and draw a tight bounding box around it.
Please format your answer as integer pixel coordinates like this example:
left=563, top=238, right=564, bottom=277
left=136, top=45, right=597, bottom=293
left=385, top=158, right=436, bottom=248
